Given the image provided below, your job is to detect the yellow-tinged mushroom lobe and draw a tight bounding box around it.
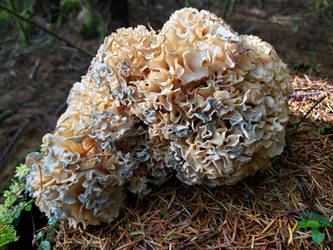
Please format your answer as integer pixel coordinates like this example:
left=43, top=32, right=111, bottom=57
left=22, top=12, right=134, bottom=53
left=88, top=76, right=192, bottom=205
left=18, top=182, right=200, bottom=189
left=26, top=8, right=292, bottom=227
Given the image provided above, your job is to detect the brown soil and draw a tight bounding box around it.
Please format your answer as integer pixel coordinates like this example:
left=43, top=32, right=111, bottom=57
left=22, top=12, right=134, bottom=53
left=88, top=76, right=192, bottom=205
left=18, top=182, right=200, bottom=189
left=0, top=0, right=332, bottom=204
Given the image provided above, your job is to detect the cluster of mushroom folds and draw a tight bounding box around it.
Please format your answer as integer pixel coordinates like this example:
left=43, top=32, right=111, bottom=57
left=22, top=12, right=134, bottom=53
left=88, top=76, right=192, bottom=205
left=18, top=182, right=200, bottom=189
left=26, top=8, right=291, bottom=227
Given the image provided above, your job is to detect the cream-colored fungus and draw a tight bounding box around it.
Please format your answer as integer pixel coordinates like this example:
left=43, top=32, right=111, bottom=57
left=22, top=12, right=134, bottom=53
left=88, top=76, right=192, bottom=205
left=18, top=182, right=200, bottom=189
left=26, top=8, right=291, bottom=227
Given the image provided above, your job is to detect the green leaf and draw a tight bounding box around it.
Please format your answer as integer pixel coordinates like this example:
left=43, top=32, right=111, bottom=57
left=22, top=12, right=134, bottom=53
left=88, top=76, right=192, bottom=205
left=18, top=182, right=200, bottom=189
left=298, top=220, right=309, bottom=228
left=4, top=215, right=14, bottom=224
left=319, top=126, right=333, bottom=135
left=311, top=228, right=325, bottom=244
left=312, top=214, right=331, bottom=227
left=0, top=10, right=9, bottom=21
left=48, top=216, right=57, bottom=226
left=298, top=220, right=320, bottom=228
left=36, top=231, right=44, bottom=240
left=0, top=215, right=10, bottom=225
left=0, top=225, right=19, bottom=247
left=14, top=205, right=25, bottom=219
left=308, top=50, right=316, bottom=57
left=24, top=200, right=33, bottom=212
left=24, top=203, right=32, bottom=211
left=302, top=212, right=331, bottom=227
left=306, top=220, right=321, bottom=228
left=15, top=164, right=30, bottom=179
left=39, top=240, right=51, bottom=250
left=9, top=181, right=21, bottom=194
left=160, top=209, right=169, bottom=219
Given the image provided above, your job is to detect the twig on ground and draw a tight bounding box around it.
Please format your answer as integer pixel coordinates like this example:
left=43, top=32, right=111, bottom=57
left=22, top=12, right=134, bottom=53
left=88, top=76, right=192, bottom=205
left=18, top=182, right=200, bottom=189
left=286, top=95, right=326, bottom=146
left=0, top=118, right=29, bottom=167
left=0, top=3, right=93, bottom=58
left=294, top=95, right=326, bottom=131
left=290, top=92, right=322, bottom=99
left=195, top=230, right=221, bottom=244
left=115, top=236, right=144, bottom=250
left=176, top=230, right=221, bottom=250
left=55, top=102, right=67, bottom=116
left=0, top=97, right=31, bottom=109
left=0, top=110, right=14, bottom=124
left=28, top=59, right=40, bottom=80
left=30, top=212, right=36, bottom=242
left=33, top=112, right=48, bottom=130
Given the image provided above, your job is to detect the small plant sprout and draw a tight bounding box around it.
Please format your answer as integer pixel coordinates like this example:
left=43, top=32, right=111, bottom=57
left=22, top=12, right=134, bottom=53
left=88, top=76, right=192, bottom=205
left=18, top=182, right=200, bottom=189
left=15, top=164, right=30, bottom=179
left=0, top=224, right=18, bottom=247
left=297, top=212, right=332, bottom=245
left=0, top=164, right=32, bottom=247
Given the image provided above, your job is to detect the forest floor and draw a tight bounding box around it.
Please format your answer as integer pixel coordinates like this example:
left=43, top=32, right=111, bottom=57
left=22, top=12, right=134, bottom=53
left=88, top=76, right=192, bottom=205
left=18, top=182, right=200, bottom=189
left=0, top=0, right=332, bottom=189
left=0, top=0, right=332, bottom=249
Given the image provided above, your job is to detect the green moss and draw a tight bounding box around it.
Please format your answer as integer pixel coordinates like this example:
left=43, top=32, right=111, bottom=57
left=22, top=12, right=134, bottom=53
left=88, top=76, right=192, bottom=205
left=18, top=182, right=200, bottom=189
left=0, top=164, right=32, bottom=247
left=0, top=225, right=18, bottom=247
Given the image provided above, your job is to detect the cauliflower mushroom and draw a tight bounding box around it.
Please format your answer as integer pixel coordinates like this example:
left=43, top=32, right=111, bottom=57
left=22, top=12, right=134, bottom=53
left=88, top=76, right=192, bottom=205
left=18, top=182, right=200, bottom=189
left=26, top=8, right=292, bottom=227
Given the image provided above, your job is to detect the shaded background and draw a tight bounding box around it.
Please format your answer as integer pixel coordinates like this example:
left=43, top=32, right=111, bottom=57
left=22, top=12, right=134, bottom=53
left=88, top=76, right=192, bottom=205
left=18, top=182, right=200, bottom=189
left=0, top=0, right=332, bottom=189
